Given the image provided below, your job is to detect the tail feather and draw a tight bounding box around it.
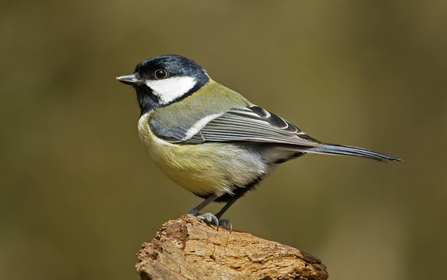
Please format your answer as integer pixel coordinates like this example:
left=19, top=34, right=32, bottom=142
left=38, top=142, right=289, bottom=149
left=305, top=143, right=403, bottom=163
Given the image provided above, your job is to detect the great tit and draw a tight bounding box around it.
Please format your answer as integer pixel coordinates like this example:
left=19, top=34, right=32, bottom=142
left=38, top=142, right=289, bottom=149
left=117, top=54, right=402, bottom=229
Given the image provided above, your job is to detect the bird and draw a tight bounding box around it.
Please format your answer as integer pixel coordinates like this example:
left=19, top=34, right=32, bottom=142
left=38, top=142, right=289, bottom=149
left=116, top=54, right=402, bottom=230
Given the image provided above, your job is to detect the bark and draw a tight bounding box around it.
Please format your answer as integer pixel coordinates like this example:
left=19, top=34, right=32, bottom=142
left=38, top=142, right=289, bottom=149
left=136, top=215, right=328, bottom=280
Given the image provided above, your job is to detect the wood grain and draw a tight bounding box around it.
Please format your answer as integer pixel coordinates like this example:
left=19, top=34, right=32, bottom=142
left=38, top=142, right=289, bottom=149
left=136, top=215, right=328, bottom=280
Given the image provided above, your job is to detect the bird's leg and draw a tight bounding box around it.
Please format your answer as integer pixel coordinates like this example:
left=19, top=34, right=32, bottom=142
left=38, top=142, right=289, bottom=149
left=215, top=196, right=238, bottom=219
left=188, top=194, right=221, bottom=229
left=188, top=194, right=239, bottom=231
left=188, top=194, right=219, bottom=216
left=213, top=197, right=239, bottom=232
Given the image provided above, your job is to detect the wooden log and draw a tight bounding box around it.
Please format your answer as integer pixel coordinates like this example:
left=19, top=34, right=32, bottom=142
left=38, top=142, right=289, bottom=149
left=136, top=215, right=328, bottom=280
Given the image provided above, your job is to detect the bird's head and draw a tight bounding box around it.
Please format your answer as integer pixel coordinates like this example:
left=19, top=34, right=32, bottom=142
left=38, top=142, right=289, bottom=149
left=117, top=54, right=209, bottom=114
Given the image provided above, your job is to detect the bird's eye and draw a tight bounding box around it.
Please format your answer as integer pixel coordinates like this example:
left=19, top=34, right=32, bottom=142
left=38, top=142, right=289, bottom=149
left=154, top=69, right=168, bottom=80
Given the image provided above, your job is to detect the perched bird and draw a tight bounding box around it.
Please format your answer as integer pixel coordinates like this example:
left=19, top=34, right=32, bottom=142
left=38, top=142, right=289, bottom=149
left=117, top=54, right=402, bottom=229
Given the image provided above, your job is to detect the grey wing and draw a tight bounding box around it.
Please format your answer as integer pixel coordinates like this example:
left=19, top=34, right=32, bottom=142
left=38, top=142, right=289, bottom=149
left=149, top=106, right=402, bottom=163
left=183, top=106, right=322, bottom=147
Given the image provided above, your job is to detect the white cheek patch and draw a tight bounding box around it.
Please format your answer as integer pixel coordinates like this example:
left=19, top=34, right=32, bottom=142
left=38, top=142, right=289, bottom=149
left=145, top=76, right=196, bottom=105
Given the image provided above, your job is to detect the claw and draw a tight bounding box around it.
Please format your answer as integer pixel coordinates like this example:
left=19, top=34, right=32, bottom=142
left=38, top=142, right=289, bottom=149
left=196, top=213, right=220, bottom=230
left=219, top=219, right=233, bottom=232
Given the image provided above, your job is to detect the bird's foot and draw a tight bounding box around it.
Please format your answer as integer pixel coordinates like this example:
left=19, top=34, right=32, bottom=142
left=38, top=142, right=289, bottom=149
left=218, top=219, right=233, bottom=232
left=196, top=212, right=219, bottom=228
left=195, top=213, right=232, bottom=232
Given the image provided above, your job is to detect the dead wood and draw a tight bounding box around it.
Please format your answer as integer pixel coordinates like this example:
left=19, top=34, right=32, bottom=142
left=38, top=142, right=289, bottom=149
left=136, top=215, right=328, bottom=280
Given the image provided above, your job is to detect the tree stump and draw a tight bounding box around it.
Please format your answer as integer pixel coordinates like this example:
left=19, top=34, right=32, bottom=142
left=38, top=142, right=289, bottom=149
left=136, top=215, right=328, bottom=280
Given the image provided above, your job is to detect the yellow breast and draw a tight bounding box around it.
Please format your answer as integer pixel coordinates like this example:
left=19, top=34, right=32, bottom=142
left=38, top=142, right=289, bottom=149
left=137, top=113, right=268, bottom=197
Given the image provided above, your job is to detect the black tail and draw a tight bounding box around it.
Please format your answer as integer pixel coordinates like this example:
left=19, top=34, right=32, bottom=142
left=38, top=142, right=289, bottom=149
left=305, top=143, right=403, bottom=163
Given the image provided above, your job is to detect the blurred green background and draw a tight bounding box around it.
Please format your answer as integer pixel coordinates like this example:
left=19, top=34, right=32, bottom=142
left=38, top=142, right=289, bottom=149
left=1, top=1, right=446, bottom=279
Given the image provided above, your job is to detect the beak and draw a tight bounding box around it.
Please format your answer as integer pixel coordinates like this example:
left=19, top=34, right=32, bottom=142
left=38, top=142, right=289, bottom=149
left=116, top=73, right=141, bottom=86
